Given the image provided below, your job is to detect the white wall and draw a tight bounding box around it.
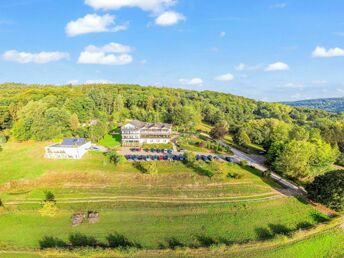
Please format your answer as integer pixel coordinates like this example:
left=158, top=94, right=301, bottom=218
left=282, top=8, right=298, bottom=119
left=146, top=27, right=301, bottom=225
left=45, top=142, right=91, bottom=159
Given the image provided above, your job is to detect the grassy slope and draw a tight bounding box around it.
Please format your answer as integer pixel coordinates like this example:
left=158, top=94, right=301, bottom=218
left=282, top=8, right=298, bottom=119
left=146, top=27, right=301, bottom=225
left=0, top=141, right=340, bottom=253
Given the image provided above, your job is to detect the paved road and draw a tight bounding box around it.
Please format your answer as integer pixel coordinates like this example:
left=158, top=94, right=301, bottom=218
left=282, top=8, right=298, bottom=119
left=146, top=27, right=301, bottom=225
left=211, top=135, right=305, bottom=193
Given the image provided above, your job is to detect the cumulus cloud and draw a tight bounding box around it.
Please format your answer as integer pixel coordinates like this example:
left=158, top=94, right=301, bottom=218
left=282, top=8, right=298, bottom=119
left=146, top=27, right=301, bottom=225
left=179, top=78, right=203, bottom=86
left=312, top=46, right=344, bottom=58
left=85, top=0, right=184, bottom=26
left=155, top=11, right=185, bottom=26
left=85, top=0, right=176, bottom=13
left=65, top=14, right=127, bottom=37
left=3, top=50, right=69, bottom=64
left=265, top=62, right=290, bottom=71
left=78, top=42, right=133, bottom=65
left=215, top=73, right=234, bottom=81
left=235, top=63, right=263, bottom=71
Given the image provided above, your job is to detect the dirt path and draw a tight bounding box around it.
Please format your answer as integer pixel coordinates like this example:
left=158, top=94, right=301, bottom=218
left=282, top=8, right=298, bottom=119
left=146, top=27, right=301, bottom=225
left=4, top=193, right=285, bottom=205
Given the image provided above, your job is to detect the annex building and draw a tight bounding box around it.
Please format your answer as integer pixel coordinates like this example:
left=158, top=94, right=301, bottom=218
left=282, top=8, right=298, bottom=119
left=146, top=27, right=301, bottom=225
left=45, top=138, right=91, bottom=159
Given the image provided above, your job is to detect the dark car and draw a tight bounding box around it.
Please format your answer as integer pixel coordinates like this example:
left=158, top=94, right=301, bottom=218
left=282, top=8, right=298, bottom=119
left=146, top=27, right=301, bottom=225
left=132, top=155, right=137, bottom=161
left=167, top=149, right=173, bottom=154
left=196, top=155, right=201, bottom=161
left=179, top=155, right=185, bottom=161
left=151, top=148, right=155, bottom=153
left=125, top=155, right=132, bottom=160
left=225, top=157, right=231, bottom=162
left=138, top=155, right=143, bottom=160
left=208, top=155, right=213, bottom=161
left=201, top=155, right=208, bottom=161
left=163, top=155, right=169, bottom=160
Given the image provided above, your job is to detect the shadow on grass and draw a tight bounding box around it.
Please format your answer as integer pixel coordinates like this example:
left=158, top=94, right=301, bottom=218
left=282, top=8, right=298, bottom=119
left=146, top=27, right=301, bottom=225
left=40, top=232, right=141, bottom=250
left=255, top=224, right=293, bottom=241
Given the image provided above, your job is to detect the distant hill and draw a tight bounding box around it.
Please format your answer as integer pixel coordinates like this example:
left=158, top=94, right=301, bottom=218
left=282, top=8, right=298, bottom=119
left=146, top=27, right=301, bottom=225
left=286, top=98, right=344, bottom=113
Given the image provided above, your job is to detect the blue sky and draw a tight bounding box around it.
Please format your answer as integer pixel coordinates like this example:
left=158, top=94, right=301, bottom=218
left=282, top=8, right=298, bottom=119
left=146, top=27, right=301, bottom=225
left=1, top=0, right=344, bottom=101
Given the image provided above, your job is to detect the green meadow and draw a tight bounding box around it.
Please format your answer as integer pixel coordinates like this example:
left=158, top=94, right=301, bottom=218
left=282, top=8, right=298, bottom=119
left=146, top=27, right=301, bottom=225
left=0, top=141, right=342, bottom=256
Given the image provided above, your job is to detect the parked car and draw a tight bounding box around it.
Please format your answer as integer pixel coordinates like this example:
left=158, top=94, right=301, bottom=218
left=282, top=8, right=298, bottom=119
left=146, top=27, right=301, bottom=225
left=179, top=155, right=185, bottom=161
left=158, top=155, right=164, bottom=160
left=208, top=155, right=213, bottom=161
left=196, top=154, right=201, bottom=161
left=138, top=155, right=143, bottom=160
left=125, top=155, right=132, bottom=160
left=225, top=157, right=231, bottom=162
left=146, top=156, right=151, bottom=161
left=150, top=148, right=155, bottom=152
left=167, top=149, right=173, bottom=154
left=132, top=155, right=137, bottom=161
left=163, top=155, right=169, bottom=160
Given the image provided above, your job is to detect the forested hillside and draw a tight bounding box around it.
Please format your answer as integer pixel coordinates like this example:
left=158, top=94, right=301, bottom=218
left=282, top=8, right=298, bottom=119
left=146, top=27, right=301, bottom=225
left=1, top=83, right=344, bottom=181
left=286, top=98, right=344, bottom=113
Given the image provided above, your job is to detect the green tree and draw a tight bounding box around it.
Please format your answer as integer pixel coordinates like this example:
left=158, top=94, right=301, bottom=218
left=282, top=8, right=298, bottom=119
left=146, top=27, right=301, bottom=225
left=108, top=151, right=121, bottom=166
left=306, top=170, right=344, bottom=211
left=235, top=129, right=251, bottom=147
left=70, top=113, right=80, bottom=132
left=273, top=140, right=315, bottom=178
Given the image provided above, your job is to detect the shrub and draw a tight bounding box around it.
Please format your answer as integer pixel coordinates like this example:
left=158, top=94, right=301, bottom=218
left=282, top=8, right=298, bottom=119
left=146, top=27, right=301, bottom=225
left=239, top=160, right=248, bottom=167
left=0, top=198, right=3, bottom=207
left=106, top=233, right=139, bottom=249
left=69, top=233, right=98, bottom=247
left=44, top=191, right=55, bottom=203
left=39, top=236, right=67, bottom=249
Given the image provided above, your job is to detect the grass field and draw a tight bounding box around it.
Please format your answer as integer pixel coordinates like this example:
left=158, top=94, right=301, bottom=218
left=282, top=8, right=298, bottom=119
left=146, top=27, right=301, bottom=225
left=98, top=134, right=121, bottom=149
left=0, top=141, right=342, bottom=256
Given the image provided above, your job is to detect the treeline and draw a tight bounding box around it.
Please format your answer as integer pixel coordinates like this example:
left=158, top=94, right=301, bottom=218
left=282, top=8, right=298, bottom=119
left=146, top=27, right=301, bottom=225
left=0, top=83, right=344, bottom=180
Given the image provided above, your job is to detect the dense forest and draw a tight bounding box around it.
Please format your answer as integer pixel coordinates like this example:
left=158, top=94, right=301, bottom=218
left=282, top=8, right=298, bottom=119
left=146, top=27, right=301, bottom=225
left=1, top=83, right=344, bottom=182
left=286, top=97, right=344, bottom=113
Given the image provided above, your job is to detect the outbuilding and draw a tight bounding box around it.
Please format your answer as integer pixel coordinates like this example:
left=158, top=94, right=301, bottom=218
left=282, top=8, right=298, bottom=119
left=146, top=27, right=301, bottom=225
left=45, top=138, right=91, bottom=159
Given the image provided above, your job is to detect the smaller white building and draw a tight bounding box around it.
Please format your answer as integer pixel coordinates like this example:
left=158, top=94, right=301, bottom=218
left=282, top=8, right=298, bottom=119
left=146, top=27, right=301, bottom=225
left=45, top=138, right=91, bottom=159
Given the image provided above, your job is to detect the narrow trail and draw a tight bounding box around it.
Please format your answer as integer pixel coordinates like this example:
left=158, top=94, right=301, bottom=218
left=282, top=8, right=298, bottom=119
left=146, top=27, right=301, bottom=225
left=4, top=192, right=285, bottom=205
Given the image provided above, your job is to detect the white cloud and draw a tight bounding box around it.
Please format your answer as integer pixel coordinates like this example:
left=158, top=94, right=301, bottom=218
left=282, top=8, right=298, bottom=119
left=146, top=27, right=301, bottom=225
left=270, top=3, right=287, bottom=9
left=235, top=63, right=263, bottom=71
left=65, top=14, right=127, bottom=37
left=78, top=42, right=133, bottom=65
left=85, top=0, right=176, bottom=13
left=215, top=73, right=234, bottom=81
left=265, top=62, right=290, bottom=71
left=155, top=11, right=185, bottom=26
left=312, top=46, right=344, bottom=58
left=3, top=50, right=69, bottom=64
left=219, top=31, right=226, bottom=38
left=179, top=78, right=203, bottom=86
